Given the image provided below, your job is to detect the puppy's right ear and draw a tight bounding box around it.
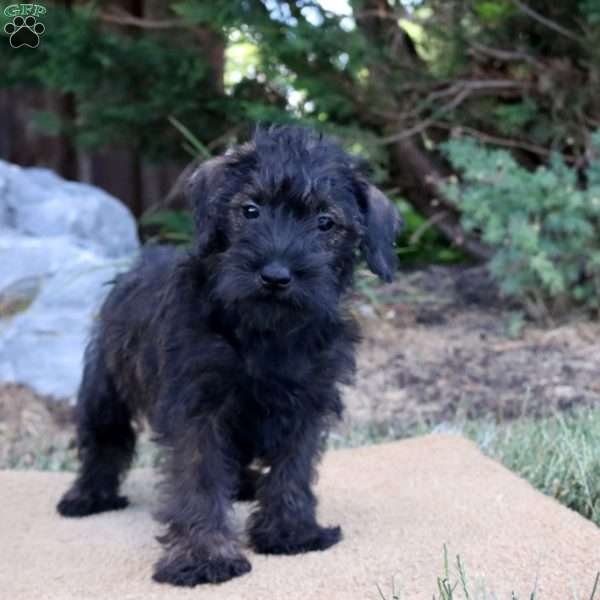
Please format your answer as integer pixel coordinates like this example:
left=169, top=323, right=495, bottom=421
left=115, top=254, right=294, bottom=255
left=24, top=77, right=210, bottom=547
left=186, top=156, right=228, bottom=256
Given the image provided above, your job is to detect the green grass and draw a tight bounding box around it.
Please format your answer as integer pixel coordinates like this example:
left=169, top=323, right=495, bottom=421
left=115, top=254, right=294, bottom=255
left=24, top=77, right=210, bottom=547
left=376, top=545, right=600, bottom=599
left=0, top=436, right=161, bottom=472
left=457, top=409, right=600, bottom=527
left=330, top=407, right=600, bottom=528
left=4, top=403, right=600, bottom=529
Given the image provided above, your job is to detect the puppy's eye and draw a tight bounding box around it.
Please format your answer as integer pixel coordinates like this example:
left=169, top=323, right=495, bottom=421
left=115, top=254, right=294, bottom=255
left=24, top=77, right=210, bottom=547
left=318, top=214, right=335, bottom=231
left=242, top=203, right=260, bottom=219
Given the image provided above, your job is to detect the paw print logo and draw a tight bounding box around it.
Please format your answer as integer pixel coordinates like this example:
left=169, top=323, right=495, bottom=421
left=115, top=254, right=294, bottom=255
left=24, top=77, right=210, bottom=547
left=4, top=15, right=45, bottom=48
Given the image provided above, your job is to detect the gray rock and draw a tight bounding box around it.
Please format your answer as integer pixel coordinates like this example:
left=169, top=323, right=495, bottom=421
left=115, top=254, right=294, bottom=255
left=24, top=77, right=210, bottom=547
left=0, top=160, right=138, bottom=258
left=0, top=254, right=136, bottom=399
left=0, top=161, right=140, bottom=399
left=0, top=229, right=97, bottom=290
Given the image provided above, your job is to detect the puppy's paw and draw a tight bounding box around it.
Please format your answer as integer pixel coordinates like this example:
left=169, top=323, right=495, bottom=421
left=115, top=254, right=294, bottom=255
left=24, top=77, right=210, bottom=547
left=250, top=524, right=342, bottom=555
left=153, top=554, right=251, bottom=587
left=57, top=489, right=129, bottom=517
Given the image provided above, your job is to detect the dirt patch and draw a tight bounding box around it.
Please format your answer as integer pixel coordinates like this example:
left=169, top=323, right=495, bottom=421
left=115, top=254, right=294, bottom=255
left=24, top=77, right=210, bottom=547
left=0, top=384, right=75, bottom=469
left=341, top=266, right=600, bottom=435
left=2, top=265, right=600, bottom=466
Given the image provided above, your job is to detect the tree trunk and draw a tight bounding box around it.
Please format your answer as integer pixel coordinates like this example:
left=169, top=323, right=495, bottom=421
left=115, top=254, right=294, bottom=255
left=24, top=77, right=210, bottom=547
left=352, top=0, right=492, bottom=260
left=386, top=136, right=493, bottom=260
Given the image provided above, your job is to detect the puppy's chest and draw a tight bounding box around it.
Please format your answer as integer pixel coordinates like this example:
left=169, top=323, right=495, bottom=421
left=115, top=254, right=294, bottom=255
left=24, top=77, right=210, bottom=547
left=233, top=397, right=299, bottom=458
left=236, top=330, right=341, bottom=396
left=234, top=336, right=325, bottom=412
left=232, top=321, right=355, bottom=387
left=227, top=334, right=347, bottom=457
left=242, top=341, right=312, bottom=383
left=239, top=354, right=314, bottom=424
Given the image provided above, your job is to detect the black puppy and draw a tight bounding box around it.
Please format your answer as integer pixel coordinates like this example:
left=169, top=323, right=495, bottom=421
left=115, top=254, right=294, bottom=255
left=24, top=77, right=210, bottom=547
left=57, top=126, right=401, bottom=586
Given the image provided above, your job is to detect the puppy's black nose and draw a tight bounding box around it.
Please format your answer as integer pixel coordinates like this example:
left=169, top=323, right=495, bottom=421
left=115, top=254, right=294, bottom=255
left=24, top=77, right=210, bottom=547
left=260, top=263, right=291, bottom=289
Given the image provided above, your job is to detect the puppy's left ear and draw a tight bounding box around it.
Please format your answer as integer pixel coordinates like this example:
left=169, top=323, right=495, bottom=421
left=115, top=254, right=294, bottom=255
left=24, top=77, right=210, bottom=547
left=360, top=184, right=403, bottom=283
left=186, top=156, right=228, bottom=255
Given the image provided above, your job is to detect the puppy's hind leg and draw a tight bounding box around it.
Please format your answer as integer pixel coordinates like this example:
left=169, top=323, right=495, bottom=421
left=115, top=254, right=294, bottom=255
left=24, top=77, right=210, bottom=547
left=57, top=343, right=136, bottom=517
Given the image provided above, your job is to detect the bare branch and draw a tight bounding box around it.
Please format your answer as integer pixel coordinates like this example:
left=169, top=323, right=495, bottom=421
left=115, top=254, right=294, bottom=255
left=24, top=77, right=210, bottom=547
left=511, top=0, right=582, bottom=43
left=98, top=8, right=185, bottom=29
left=381, top=79, right=529, bottom=141
left=380, top=87, right=472, bottom=143
left=353, top=8, right=405, bottom=22
left=468, top=41, right=544, bottom=69
left=452, top=79, right=529, bottom=91
left=431, top=123, right=578, bottom=163
left=409, top=211, right=451, bottom=245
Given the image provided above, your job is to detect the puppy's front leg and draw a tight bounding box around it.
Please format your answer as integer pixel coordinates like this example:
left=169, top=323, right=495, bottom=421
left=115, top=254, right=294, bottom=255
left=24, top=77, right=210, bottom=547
left=248, top=420, right=341, bottom=555
left=153, top=417, right=251, bottom=586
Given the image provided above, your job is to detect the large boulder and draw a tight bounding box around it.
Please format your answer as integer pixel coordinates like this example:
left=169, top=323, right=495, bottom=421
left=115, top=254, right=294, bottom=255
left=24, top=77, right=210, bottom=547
left=0, top=161, right=140, bottom=400
left=0, top=163, right=137, bottom=258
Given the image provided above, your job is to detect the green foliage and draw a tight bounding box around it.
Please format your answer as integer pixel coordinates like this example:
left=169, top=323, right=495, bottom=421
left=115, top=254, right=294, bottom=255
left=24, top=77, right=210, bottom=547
left=426, top=546, right=598, bottom=599
left=0, top=5, right=231, bottom=160
left=167, top=116, right=211, bottom=159
left=582, top=0, right=600, bottom=24
left=140, top=210, right=195, bottom=247
left=505, top=310, right=526, bottom=339
left=396, top=202, right=468, bottom=265
left=493, top=99, right=538, bottom=137
left=441, top=134, right=600, bottom=320
left=3, top=0, right=598, bottom=267
left=468, top=409, right=600, bottom=528
left=474, top=0, right=514, bottom=23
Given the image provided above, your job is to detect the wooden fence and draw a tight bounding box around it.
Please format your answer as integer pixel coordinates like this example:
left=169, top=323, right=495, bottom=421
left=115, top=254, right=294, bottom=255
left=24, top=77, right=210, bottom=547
left=0, top=86, right=185, bottom=217
left=0, top=0, right=223, bottom=217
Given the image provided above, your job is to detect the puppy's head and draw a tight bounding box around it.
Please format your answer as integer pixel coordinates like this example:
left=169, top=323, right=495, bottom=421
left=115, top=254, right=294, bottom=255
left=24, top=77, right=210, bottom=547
left=187, top=126, right=402, bottom=327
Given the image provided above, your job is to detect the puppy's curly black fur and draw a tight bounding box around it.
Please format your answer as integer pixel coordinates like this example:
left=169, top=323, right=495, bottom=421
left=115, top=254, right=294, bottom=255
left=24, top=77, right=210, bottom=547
left=57, top=126, right=401, bottom=586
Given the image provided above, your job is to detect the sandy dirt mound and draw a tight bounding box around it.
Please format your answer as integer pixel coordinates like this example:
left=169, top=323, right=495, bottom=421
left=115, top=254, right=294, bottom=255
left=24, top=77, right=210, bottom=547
left=2, top=435, right=598, bottom=600
left=0, top=384, right=73, bottom=469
